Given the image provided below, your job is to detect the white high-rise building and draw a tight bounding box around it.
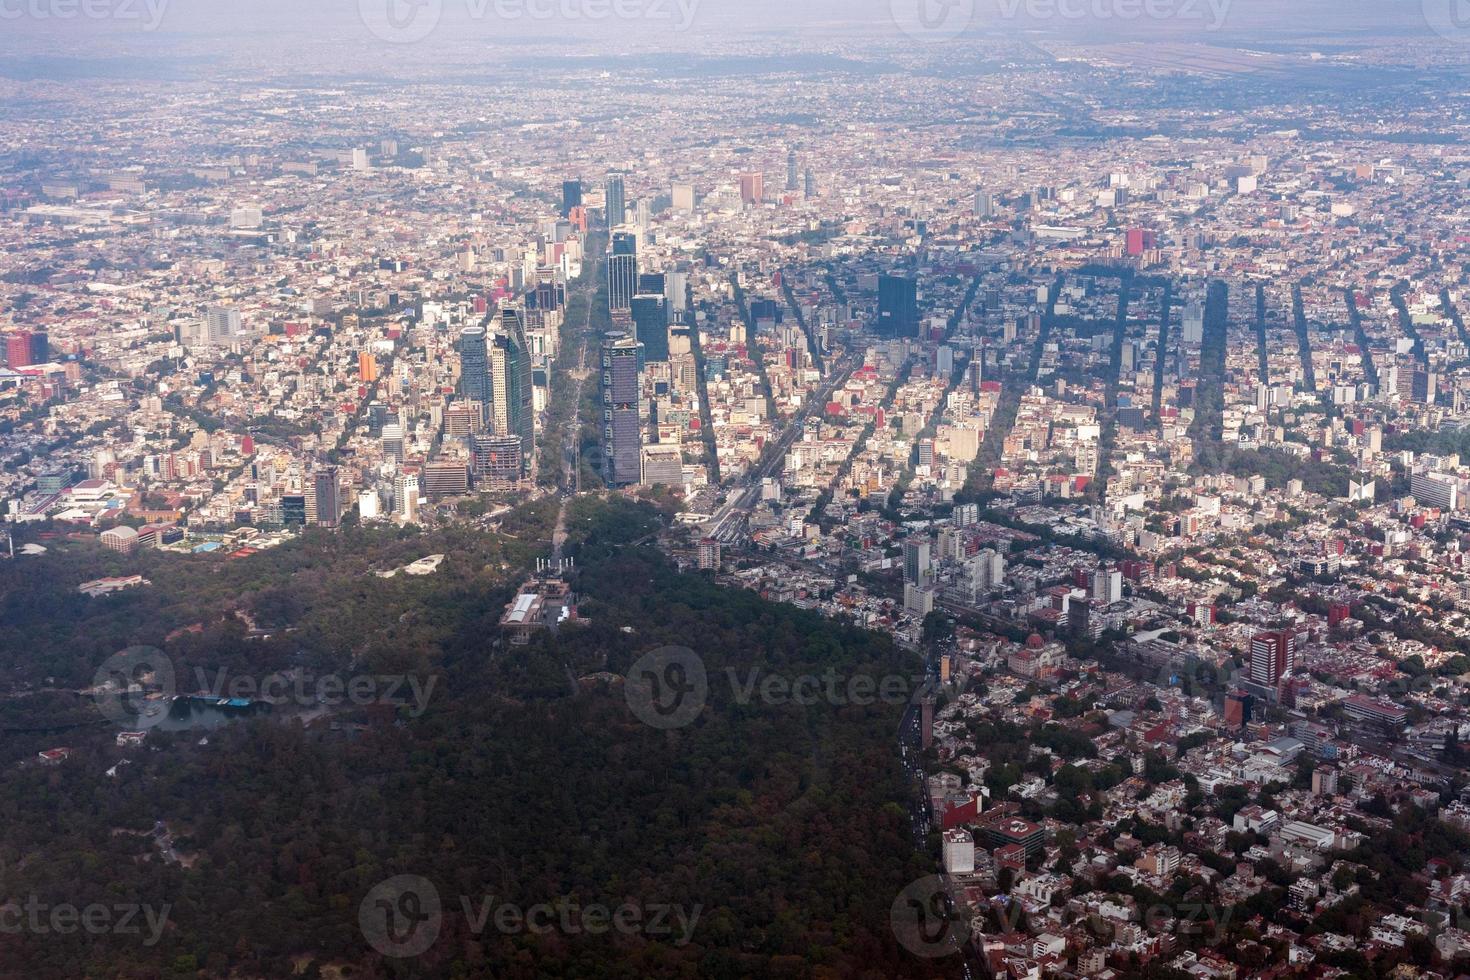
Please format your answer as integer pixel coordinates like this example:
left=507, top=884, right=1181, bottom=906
left=943, top=829, right=975, bottom=874
left=206, top=306, right=241, bottom=343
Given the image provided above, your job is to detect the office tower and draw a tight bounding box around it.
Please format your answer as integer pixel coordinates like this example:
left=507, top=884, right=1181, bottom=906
left=638, top=272, right=666, bottom=295
left=903, top=537, right=931, bottom=587
left=381, top=423, right=405, bottom=464
left=561, top=179, right=582, bottom=218
left=444, top=402, right=481, bottom=437
left=878, top=275, right=919, bottom=338
left=359, top=351, right=379, bottom=383
left=1412, top=368, right=1438, bottom=405
left=786, top=148, right=799, bottom=192
left=608, top=232, right=639, bottom=313
left=631, top=294, right=670, bottom=363
left=1126, top=228, right=1158, bottom=256
left=206, top=306, right=242, bottom=343
left=492, top=309, right=535, bottom=470
left=974, top=188, right=993, bottom=217
left=1250, top=631, right=1296, bottom=688
left=1411, top=471, right=1458, bottom=511
left=5, top=330, right=48, bottom=367
left=1181, top=301, right=1205, bottom=345
left=1224, top=691, right=1254, bottom=729
left=5, top=331, right=34, bottom=368
left=281, top=495, right=306, bottom=527
left=472, top=434, right=523, bottom=486
left=1091, top=564, right=1123, bottom=605
left=936, top=345, right=954, bottom=377
left=665, top=269, right=689, bottom=312
left=313, top=466, right=340, bottom=528
left=672, top=183, right=696, bottom=212
left=740, top=172, right=764, bottom=206
left=605, top=173, right=627, bottom=226
left=601, top=332, right=643, bottom=487
left=422, top=461, right=470, bottom=500
left=459, top=325, right=492, bottom=430
left=804, top=169, right=817, bottom=199
left=399, top=473, right=419, bottom=524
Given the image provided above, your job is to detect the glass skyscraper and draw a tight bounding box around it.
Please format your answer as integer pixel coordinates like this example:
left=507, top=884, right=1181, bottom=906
left=608, top=231, right=638, bottom=313
left=631, top=294, right=670, bottom=363
left=605, top=173, right=626, bottom=227
left=601, top=332, right=643, bottom=487
left=459, top=324, right=492, bottom=430
left=878, top=275, right=920, bottom=338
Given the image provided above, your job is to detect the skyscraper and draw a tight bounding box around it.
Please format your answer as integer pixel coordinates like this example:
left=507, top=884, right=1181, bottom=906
left=903, top=538, right=931, bottom=587
left=561, top=179, right=582, bottom=218
left=608, top=232, right=639, bottom=313
left=974, top=188, right=993, bottom=218
left=878, top=275, right=919, bottom=338
left=605, top=173, right=627, bottom=227
left=786, top=148, right=799, bottom=192
left=492, top=308, right=535, bottom=471
left=601, top=332, right=643, bottom=486
left=1413, top=368, right=1437, bottom=405
left=631, top=294, right=670, bottom=363
left=804, top=169, right=817, bottom=199
left=206, top=306, right=242, bottom=343
left=459, top=324, right=492, bottom=430
left=740, top=172, right=764, bottom=206
left=472, top=434, right=524, bottom=486
left=313, top=466, right=340, bottom=528
left=1250, top=631, right=1296, bottom=688
left=5, top=331, right=36, bottom=368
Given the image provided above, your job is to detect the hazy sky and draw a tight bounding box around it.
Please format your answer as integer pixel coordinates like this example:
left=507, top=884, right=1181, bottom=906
left=0, top=0, right=1448, bottom=54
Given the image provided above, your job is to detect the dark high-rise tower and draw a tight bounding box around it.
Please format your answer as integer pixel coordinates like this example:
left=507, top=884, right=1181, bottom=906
left=605, top=173, right=627, bottom=227
left=786, top=148, right=799, bottom=192
left=495, top=308, right=535, bottom=471
left=459, top=324, right=492, bottom=429
left=608, top=231, right=638, bottom=313
left=313, top=466, right=340, bottom=528
left=561, top=179, right=582, bottom=218
left=601, top=332, right=643, bottom=487
left=631, top=294, right=670, bottom=363
left=878, top=275, right=920, bottom=338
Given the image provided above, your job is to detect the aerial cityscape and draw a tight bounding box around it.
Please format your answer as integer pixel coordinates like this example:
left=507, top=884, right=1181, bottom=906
left=6, top=0, right=1470, bottom=977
